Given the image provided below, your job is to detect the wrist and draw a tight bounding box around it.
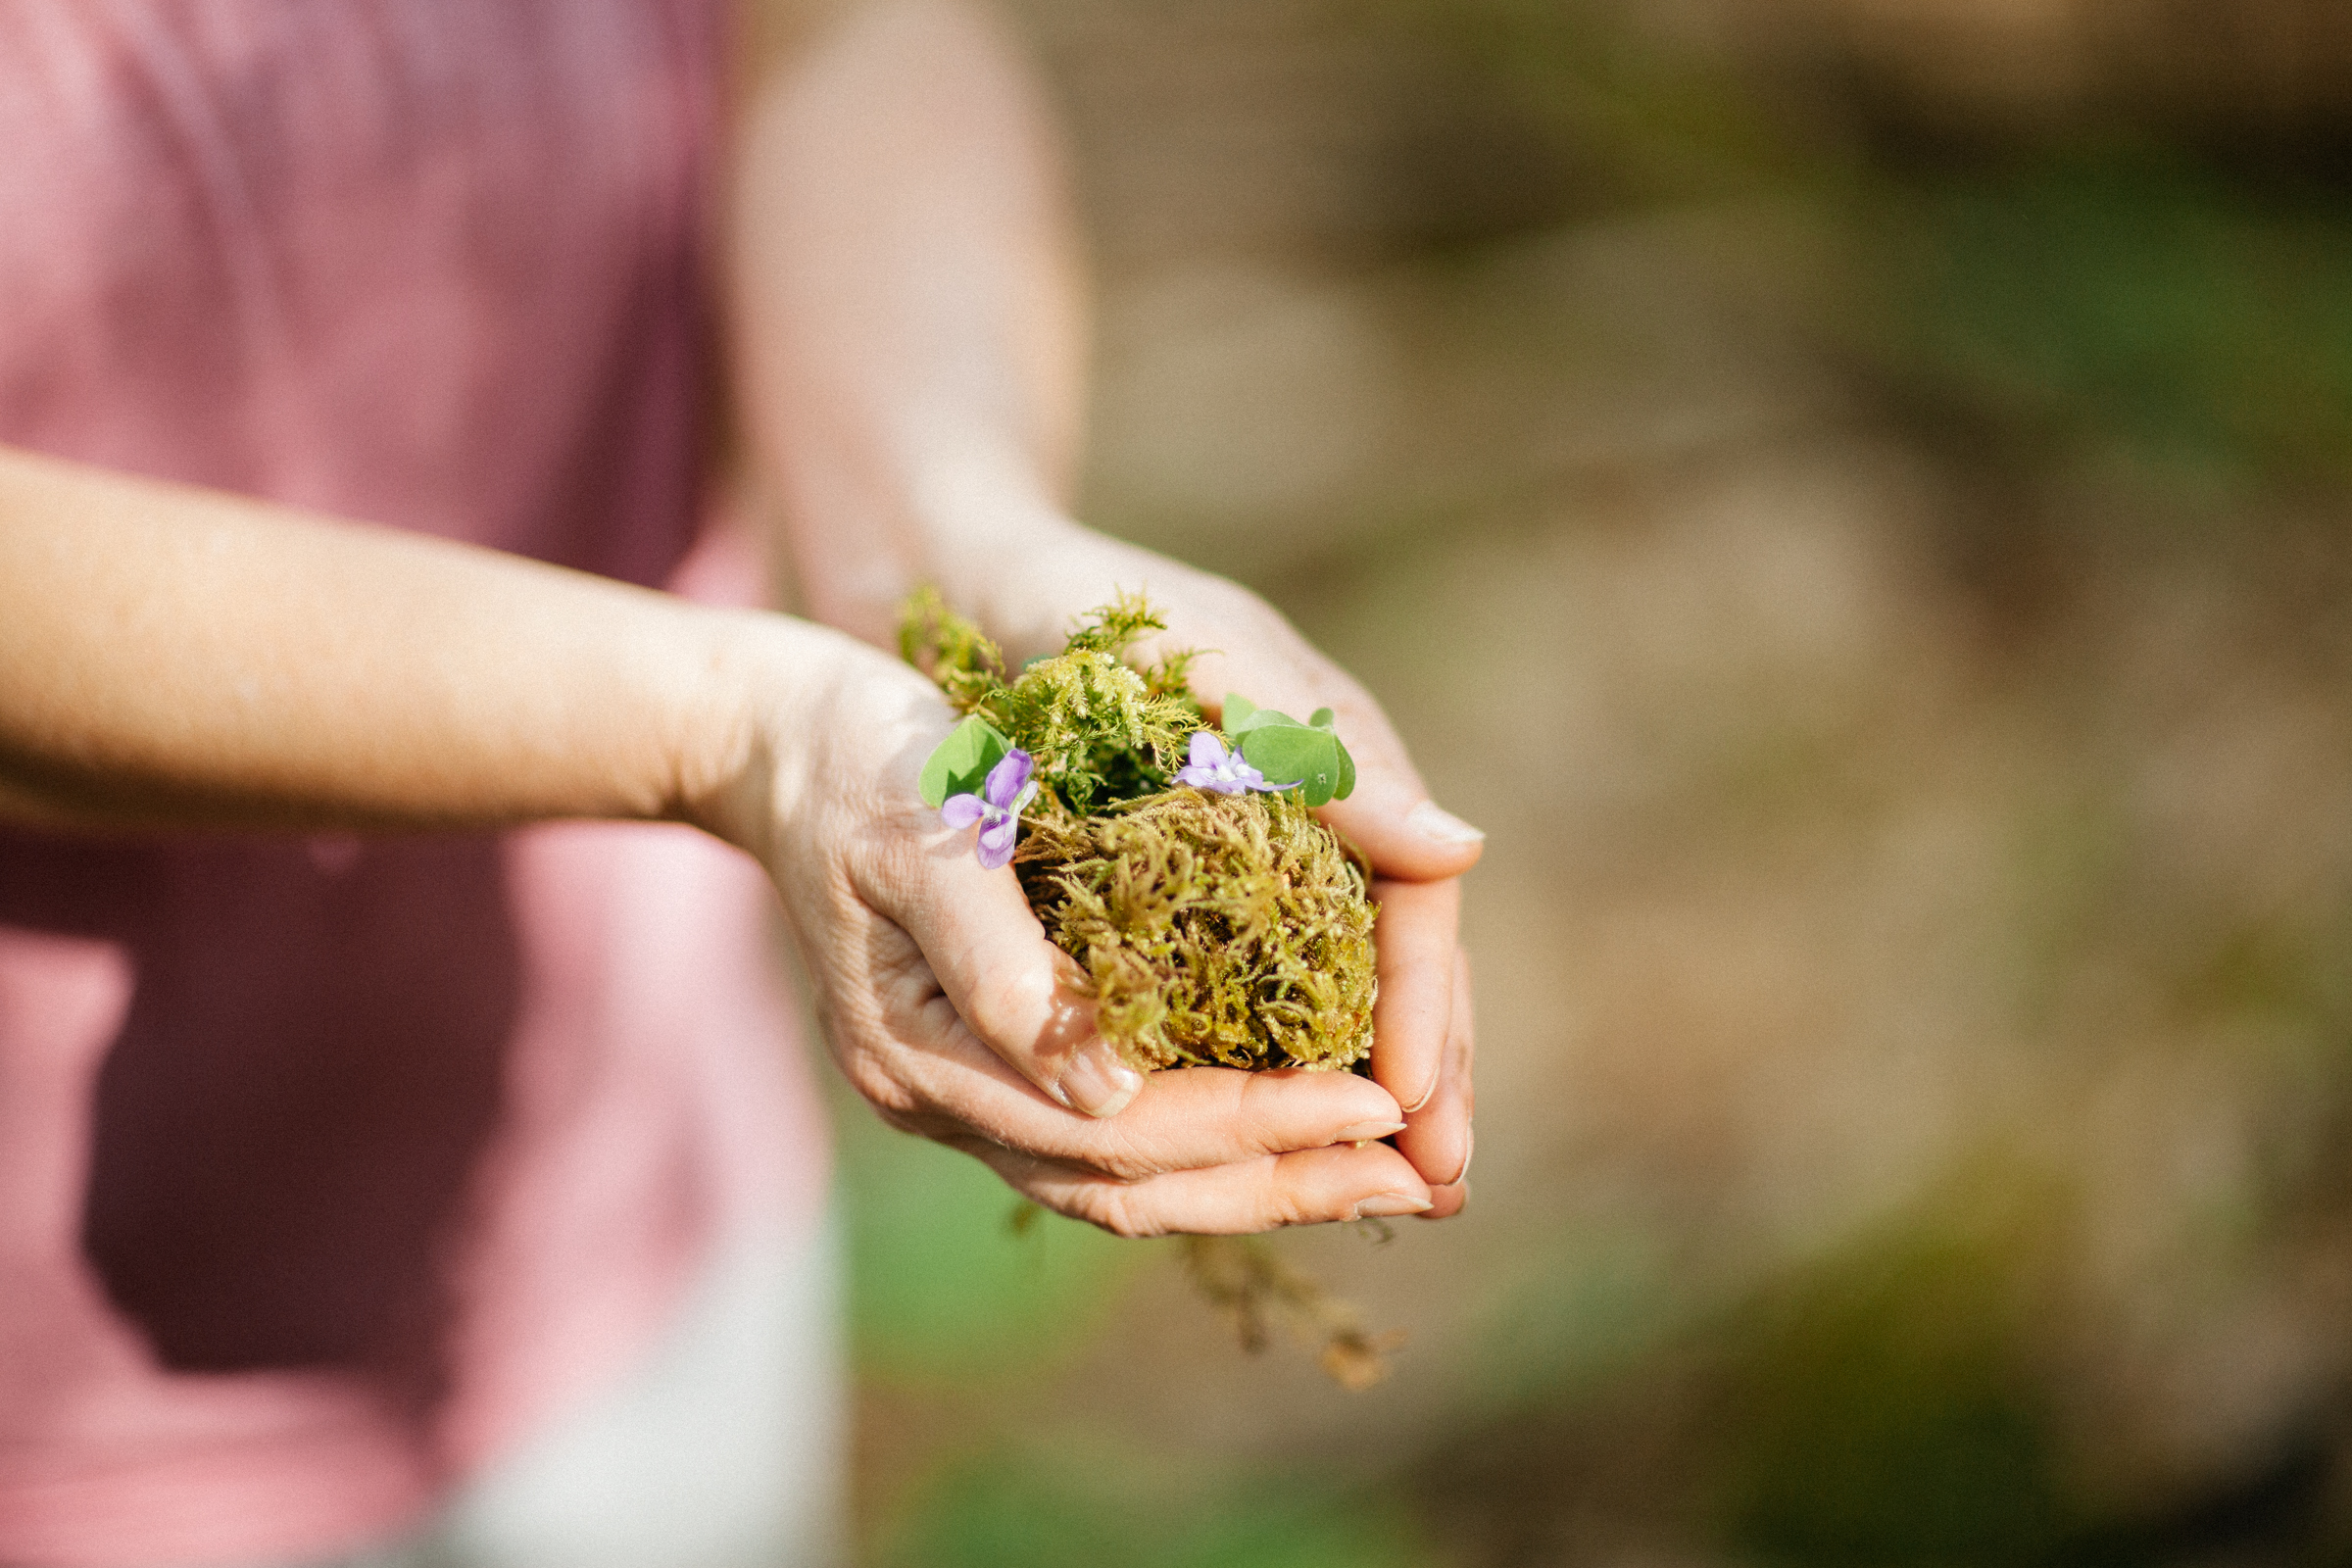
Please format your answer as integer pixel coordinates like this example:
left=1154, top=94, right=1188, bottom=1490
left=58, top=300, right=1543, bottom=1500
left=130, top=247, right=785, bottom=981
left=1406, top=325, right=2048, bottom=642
left=672, top=606, right=956, bottom=867
left=667, top=609, right=828, bottom=862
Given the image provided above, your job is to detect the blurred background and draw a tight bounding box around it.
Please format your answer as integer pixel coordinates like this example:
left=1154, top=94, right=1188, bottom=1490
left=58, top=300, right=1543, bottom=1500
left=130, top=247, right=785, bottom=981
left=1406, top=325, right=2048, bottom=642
left=833, top=2, right=2352, bottom=1562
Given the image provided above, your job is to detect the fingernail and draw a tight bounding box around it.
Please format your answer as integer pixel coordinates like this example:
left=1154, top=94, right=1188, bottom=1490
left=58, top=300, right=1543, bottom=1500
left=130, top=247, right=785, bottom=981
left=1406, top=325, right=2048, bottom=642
left=1407, top=800, right=1485, bottom=847
left=1054, top=1042, right=1145, bottom=1119
left=1336, top=1119, right=1406, bottom=1145
left=1354, top=1192, right=1435, bottom=1218
left=1400, top=1071, right=1440, bottom=1115
left=1452, top=1124, right=1475, bottom=1184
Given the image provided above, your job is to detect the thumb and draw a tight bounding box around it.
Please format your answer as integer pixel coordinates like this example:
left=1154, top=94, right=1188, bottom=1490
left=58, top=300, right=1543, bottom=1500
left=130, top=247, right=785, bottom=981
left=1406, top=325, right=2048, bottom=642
left=1318, top=769, right=1486, bottom=883
left=888, top=837, right=1146, bottom=1118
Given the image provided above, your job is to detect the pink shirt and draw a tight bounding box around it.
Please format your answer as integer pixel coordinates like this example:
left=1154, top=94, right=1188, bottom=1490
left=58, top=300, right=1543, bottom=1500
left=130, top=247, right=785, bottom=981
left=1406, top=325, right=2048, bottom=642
left=0, top=6, right=828, bottom=1563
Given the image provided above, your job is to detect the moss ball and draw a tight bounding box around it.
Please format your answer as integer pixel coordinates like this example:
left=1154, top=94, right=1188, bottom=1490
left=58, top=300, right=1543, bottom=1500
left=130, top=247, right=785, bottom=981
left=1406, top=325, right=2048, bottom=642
left=1017, top=789, right=1377, bottom=1072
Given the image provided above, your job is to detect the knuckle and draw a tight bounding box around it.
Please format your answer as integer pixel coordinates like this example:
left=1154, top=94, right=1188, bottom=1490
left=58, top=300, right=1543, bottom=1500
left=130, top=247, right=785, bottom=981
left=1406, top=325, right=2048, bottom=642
left=846, top=820, right=931, bottom=904
left=1076, top=1185, right=1163, bottom=1240
left=1100, top=1152, right=1162, bottom=1184
left=1082, top=1125, right=1172, bottom=1183
left=1230, top=1073, right=1301, bottom=1153
left=1266, top=1196, right=1315, bottom=1231
left=845, top=846, right=915, bottom=923
left=1265, top=1159, right=1335, bottom=1230
left=961, top=961, right=1052, bottom=1045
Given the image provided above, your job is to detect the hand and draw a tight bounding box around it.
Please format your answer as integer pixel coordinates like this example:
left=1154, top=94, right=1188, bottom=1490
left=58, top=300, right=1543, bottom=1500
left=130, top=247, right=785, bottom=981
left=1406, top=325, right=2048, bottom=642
left=721, top=0, right=1472, bottom=1223
left=709, top=616, right=1439, bottom=1236
left=938, top=521, right=1483, bottom=1217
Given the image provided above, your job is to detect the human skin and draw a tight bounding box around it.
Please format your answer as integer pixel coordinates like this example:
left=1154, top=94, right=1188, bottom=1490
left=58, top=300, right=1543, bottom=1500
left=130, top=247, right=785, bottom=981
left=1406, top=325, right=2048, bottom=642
left=0, top=0, right=1477, bottom=1236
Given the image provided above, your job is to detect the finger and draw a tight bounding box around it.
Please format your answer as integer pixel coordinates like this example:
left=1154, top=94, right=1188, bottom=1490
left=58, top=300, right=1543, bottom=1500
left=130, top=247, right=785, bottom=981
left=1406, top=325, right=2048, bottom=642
left=871, top=829, right=1146, bottom=1118
left=1397, top=946, right=1475, bottom=1202
left=965, top=1140, right=1434, bottom=1238
left=1421, top=1179, right=1469, bottom=1220
left=983, top=1064, right=1407, bottom=1180
left=868, top=1000, right=1408, bottom=1178
left=1369, top=877, right=1459, bottom=1115
left=1318, top=773, right=1485, bottom=883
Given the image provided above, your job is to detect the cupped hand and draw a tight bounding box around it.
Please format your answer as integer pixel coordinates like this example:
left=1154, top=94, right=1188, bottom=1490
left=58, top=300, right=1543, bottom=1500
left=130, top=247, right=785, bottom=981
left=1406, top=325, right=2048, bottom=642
left=939, top=522, right=1483, bottom=1215
left=712, top=618, right=1436, bottom=1237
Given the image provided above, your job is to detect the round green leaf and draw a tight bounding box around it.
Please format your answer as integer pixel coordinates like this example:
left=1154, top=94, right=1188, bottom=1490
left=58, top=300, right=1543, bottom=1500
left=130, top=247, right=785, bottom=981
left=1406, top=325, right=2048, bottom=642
left=919, top=715, right=1012, bottom=808
left=1239, top=725, right=1346, bottom=807
left=1225, top=697, right=1298, bottom=738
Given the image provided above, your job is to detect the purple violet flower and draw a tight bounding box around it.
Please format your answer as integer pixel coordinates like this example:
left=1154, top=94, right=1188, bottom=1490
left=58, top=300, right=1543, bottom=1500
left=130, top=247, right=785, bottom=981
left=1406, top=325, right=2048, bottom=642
left=1174, top=731, right=1298, bottom=795
left=940, top=748, right=1037, bottom=869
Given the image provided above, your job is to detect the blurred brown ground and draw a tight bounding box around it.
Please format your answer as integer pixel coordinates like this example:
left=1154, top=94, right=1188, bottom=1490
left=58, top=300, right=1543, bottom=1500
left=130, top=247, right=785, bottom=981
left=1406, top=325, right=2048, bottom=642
left=848, top=4, right=2352, bottom=1563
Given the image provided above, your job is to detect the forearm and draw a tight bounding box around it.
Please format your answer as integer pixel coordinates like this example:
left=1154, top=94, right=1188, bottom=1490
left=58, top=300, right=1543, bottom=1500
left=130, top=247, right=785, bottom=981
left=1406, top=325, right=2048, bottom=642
left=0, top=445, right=804, bottom=838
left=726, top=0, right=1089, bottom=651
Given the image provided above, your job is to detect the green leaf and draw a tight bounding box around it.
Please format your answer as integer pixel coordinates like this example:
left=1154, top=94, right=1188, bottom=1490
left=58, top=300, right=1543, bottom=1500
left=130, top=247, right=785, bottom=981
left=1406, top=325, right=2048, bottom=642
left=919, top=715, right=1012, bottom=808
left=1239, top=725, right=1348, bottom=807
left=1223, top=693, right=1357, bottom=804
left=1225, top=701, right=1298, bottom=738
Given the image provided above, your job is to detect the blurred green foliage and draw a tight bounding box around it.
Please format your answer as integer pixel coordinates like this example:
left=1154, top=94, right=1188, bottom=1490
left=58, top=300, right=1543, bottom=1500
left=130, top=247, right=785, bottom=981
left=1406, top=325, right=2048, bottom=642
left=1379, top=0, right=1826, bottom=217
left=1395, top=3, right=2352, bottom=490
left=878, top=1452, right=1433, bottom=1568
left=1457, top=1221, right=1688, bottom=1411
left=1715, top=1181, right=2069, bottom=1564
left=835, top=1084, right=1136, bottom=1385
left=1873, top=153, right=2352, bottom=486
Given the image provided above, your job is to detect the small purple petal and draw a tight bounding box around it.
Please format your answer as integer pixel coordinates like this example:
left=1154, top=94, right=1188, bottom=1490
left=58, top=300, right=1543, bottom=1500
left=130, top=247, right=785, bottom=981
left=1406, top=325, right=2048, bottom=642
left=982, top=749, right=1033, bottom=808
left=940, top=793, right=987, bottom=829
left=1177, top=730, right=1298, bottom=797
left=976, top=814, right=1019, bottom=869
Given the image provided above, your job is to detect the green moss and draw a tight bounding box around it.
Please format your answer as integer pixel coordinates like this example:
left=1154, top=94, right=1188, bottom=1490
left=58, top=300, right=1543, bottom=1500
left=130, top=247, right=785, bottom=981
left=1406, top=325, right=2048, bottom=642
left=902, top=587, right=1202, bottom=814
left=902, top=589, right=1377, bottom=1072
left=1020, top=791, right=1375, bottom=1072
left=898, top=583, right=1009, bottom=712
